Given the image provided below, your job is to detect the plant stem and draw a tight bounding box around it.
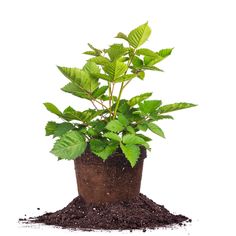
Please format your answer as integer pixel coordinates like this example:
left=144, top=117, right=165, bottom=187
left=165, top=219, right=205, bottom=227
left=113, top=50, right=136, bottom=119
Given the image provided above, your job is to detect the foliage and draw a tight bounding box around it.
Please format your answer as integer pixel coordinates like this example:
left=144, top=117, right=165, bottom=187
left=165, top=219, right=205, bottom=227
left=44, top=22, right=196, bottom=167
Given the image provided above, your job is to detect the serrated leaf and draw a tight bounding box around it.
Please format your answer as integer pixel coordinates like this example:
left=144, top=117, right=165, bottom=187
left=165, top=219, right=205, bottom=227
left=132, top=56, right=143, bottom=67
left=92, top=86, right=108, bottom=98
left=158, top=103, right=197, bottom=114
left=128, top=22, right=151, bottom=48
left=51, top=131, right=87, bottom=160
left=90, top=120, right=106, bottom=133
left=103, top=132, right=121, bottom=142
left=45, top=121, right=57, bottom=136
left=136, top=48, right=159, bottom=57
left=148, top=122, right=165, bottom=138
left=95, top=73, right=112, bottom=81
left=128, top=92, right=152, bottom=106
left=92, top=142, right=118, bottom=160
left=118, top=113, right=129, bottom=127
left=126, top=126, right=136, bottom=134
left=44, top=102, right=62, bottom=117
left=114, top=74, right=136, bottom=82
left=123, top=134, right=146, bottom=145
left=63, top=106, right=83, bottom=121
left=141, top=65, right=164, bottom=71
left=156, top=115, right=174, bottom=120
left=83, top=61, right=100, bottom=75
left=106, top=120, right=124, bottom=133
left=90, top=139, right=106, bottom=152
left=139, top=100, right=162, bottom=114
left=144, top=48, right=173, bottom=66
left=158, top=48, right=174, bottom=57
left=120, top=143, right=140, bottom=167
left=53, top=122, right=74, bottom=137
left=115, top=32, right=129, bottom=41
left=87, top=127, right=97, bottom=136
left=137, top=123, right=148, bottom=131
left=61, top=83, right=90, bottom=99
left=83, top=51, right=97, bottom=56
left=107, top=44, right=128, bottom=61
left=136, top=133, right=152, bottom=142
left=57, top=66, right=98, bottom=93
left=88, top=56, right=110, bottom=66
left=103, top=61, right=128, bottom=80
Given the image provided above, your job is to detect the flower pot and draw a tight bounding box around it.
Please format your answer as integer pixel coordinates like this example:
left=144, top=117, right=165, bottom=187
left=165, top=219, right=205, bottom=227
left=74, top=147, right=146, bottom=204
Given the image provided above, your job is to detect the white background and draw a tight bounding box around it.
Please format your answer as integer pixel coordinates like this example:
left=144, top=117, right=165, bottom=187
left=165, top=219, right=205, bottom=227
left=0, top=0, right=236, bottom=235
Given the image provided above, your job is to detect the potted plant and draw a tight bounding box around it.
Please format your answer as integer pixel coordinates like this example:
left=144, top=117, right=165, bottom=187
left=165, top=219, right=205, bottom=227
left=44, top=22, right=196, bottom=205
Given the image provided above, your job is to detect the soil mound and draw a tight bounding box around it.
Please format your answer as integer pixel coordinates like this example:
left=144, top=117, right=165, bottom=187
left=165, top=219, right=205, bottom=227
left=22, top=193, right=191, bottom=231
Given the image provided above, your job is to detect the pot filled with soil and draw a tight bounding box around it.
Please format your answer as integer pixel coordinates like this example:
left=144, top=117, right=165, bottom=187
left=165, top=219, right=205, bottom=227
left=29, top=22, right=196, bottom=231
left=74, top=147, right=146, bottom=204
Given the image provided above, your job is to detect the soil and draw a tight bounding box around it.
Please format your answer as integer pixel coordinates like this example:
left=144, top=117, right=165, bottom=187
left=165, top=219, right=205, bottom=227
left=74, top=146, right=146, bottom=204
left=78, top=145, right=147, bottom=166
left=23, top=193, right=191, bottom=231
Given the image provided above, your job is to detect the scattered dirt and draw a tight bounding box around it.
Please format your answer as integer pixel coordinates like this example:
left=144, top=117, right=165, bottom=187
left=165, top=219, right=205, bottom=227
left=22, top=193, right=191, bottom=231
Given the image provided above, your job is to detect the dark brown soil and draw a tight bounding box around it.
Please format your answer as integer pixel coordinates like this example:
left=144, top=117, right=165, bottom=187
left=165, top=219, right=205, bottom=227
left=24, top=193, right=190, bottom=231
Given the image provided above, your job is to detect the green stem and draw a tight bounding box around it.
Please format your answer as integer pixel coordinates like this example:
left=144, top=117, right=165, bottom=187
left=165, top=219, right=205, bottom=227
left=113, top=50, right=136, bottom=119
left=108, top=81, right=112, bottom=119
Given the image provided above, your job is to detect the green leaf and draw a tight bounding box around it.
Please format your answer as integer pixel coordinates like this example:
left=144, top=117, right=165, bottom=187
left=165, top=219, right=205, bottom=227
left=90, top=120, right=106, bottom=133
left=136, top=133, right=152, bottom=142
left=139, top=100, right=162, bottom=114
left=118, top=113, right=129, bottom=126
left=83, top=61, right=100, bottom=75
left=137, top=123, right=148, bottom=131
left=115, top=32, right=129, bottom=42
left=96, top=73, right=112, bottom=81
left=107, top=44, right=128, bottom=61
left=156, top=115, right=174, bottom=120
left=117, top=99, right=130, bottom=113
left=44, top=103, right=62, bottom=117
left=144, top=48, right=173, bottom=66
left=137, top=71, right=145, bottom=80
left=89, top=56, right=110, bottom=66
left=90, top=139, right=106, bottom=152
left=45, top=121, right=57, bottom=136
left=120, top=143, right=140, bottom=167
left=158, top=48, right=174, bottom=57
left=61, top=83, right=90, bottom=99
left=148, top=122, right=165, bottom=138
left=132, top=56, right=143, bottom=67
left=57, top=66, right=98, bottom=93
left=92, top=86, right=108, bottom=98
left=106, top=120, right=124, bottom=133
left=158, top=103, right=197, bottom=114
left=114, top=74, right=136, bottom=82
left=54, top=122, right=74, bottom=137
left=103, top=61, right=128, bottom=80
left=123, top=134, right=146, bottom=145
left=87, top=127, right=97, bottom=136
left=83, top=51, right=97, bottom=56
left=141, top=65, right=163, bottom=71
left=136, top=48, right=159, bottom=57
left=126, top=125, right=136, bottom=134
left=128, top=22, right=151, bottom=48
left=80, top=109, right=105, bottom=122
left=63, top=106, right=83, bottom=121
left=103, top=132, right=121, bottom=142
left=128, top=92, right=152, bottom=106
left=87, top=43, right=102, bottom=55
left=91, top=141, right=118, bottom=160
left=51, top=131, right=87, bottom=160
